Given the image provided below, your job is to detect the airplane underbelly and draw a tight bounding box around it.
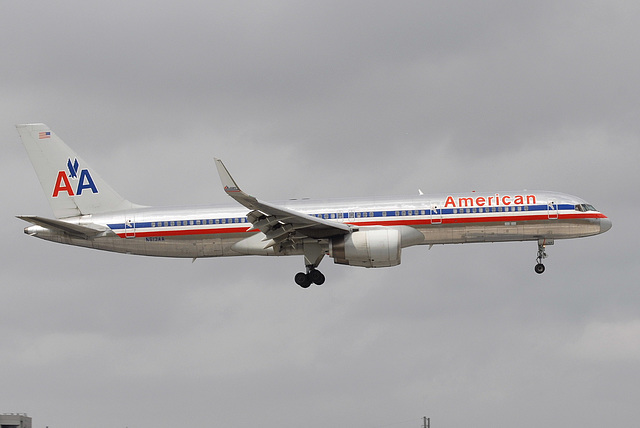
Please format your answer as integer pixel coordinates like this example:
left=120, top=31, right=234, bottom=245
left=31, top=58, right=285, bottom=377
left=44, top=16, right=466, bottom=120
left=82, top=234, right=232, bottom=258
left=420, top=218, right=602, bottom=244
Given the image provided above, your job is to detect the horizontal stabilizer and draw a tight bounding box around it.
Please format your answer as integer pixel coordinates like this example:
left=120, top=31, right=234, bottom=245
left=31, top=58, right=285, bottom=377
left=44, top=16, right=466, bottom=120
left=17, top=215, right=113, bottom=239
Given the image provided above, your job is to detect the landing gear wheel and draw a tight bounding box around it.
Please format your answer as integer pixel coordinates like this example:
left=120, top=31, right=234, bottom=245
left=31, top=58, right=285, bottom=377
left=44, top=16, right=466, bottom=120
left=295, top=272, right=312, bottom=288
left=534, top=263, right=545, bottom=274
left=309, top=269, right=325, bottom=285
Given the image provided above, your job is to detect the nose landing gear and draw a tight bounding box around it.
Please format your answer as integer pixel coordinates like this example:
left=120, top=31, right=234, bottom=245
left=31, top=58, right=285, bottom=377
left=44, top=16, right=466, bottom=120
left=535, top=239, right=552, bottom=274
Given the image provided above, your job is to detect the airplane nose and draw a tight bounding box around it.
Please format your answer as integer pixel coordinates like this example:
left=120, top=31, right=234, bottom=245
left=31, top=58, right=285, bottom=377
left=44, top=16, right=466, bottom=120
left=600, top=217, right=612, bottom=233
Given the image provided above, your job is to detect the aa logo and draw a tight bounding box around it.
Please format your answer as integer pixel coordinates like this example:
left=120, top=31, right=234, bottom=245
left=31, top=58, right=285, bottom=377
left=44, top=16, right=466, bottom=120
left=52, top=158, right=98, bottom=197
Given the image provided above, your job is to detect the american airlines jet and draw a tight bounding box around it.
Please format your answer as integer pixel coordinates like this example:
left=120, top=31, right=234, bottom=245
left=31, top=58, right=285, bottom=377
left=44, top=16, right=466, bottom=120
left=17, top=123, right=612, bottom=288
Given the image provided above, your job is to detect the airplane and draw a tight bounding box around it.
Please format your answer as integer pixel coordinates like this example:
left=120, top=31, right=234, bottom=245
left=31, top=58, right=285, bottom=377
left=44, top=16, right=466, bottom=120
left=16, top=123, right=612, bottom=288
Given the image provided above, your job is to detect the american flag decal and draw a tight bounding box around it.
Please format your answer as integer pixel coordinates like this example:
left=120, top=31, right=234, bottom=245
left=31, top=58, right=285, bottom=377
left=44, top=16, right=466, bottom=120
left=39, top=131, right=51, bottom=139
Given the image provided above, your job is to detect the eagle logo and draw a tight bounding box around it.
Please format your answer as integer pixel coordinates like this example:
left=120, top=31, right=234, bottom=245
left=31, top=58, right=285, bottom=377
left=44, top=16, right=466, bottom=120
left=67, top=158, right=79, bottom=179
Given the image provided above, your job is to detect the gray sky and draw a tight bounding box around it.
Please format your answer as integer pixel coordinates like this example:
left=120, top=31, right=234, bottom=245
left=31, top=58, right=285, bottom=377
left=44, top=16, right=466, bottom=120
left=1, top=1, right=638, bottom=427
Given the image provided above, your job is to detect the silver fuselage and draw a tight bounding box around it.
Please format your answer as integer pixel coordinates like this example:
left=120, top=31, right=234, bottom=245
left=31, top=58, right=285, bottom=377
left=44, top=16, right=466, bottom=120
left=24, top=190, right=611, bottom=261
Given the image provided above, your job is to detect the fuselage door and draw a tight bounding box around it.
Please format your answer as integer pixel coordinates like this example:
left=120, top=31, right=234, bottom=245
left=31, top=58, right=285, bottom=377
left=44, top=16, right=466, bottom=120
left=431, top=204, right=443, bottom=225
left=125, top=216, right=136, bottom=238
left=547, top=201, right=559, bottom=219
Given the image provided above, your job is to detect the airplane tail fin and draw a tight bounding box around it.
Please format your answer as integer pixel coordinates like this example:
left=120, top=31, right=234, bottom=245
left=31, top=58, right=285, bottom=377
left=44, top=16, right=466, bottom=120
left=17, top=123, right=141, bottom=218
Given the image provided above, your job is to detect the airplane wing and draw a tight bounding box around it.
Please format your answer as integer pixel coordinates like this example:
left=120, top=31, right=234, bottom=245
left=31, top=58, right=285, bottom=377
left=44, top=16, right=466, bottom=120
left=17, top=215, right=114, bottom=239
left=214, top=159, right=354, bottom=248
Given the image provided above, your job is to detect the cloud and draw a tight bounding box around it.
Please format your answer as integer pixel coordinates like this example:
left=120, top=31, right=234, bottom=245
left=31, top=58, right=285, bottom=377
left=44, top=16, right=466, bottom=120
left=1, top=1, right=639, bottom=427
left=567, top=320, right=640, bottom=361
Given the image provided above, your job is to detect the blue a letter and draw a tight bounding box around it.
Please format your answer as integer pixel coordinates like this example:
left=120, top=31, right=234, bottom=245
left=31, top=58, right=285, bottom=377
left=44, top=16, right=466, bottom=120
left=76, top=169, right=98, bottom=195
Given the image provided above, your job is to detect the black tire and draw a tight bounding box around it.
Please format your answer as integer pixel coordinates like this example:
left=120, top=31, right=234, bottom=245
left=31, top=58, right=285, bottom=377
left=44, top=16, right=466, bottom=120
left=534, top=263, right=545, bottom=274
left=309, top=269, right=325, bottom=285
left=295, top=272, right=312, bottom=288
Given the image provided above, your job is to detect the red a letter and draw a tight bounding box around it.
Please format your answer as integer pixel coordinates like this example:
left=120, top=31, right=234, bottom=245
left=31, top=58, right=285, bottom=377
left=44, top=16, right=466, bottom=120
left=52, top=171, right=75, bottom=197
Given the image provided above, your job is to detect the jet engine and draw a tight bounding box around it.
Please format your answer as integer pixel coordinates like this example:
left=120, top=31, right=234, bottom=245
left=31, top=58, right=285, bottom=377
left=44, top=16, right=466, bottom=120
left=329, top=228, right=402, bottom=267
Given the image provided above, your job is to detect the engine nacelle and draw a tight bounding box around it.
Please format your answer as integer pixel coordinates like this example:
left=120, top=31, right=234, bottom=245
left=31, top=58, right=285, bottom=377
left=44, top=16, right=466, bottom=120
left=330, top=228, right=402, bottom=268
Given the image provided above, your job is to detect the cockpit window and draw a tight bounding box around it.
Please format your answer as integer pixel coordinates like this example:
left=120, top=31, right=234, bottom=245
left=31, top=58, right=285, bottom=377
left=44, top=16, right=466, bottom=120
left=575, top=203, right=597, bottom=212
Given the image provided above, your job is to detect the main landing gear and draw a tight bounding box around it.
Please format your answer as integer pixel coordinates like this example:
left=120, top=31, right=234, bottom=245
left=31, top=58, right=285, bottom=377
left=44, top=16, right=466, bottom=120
left=534, top=239, right=552, bottom=274
left=295, top=242, right=326, bottom=288
left=295, top=268, right=325, bottom=288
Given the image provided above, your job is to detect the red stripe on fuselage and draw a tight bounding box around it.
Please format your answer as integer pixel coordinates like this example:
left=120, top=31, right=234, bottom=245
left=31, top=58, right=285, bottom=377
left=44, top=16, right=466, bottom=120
left=113, top=212, right=605, bottom=238
left=345, top=212, right=606, bottom=227
left=115, top=226, right=251, bottom=238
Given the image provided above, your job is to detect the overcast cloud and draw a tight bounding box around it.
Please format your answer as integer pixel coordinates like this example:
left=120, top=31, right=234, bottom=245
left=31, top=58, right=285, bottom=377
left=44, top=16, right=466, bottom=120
left=1, top=1, right=638, bottom=427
